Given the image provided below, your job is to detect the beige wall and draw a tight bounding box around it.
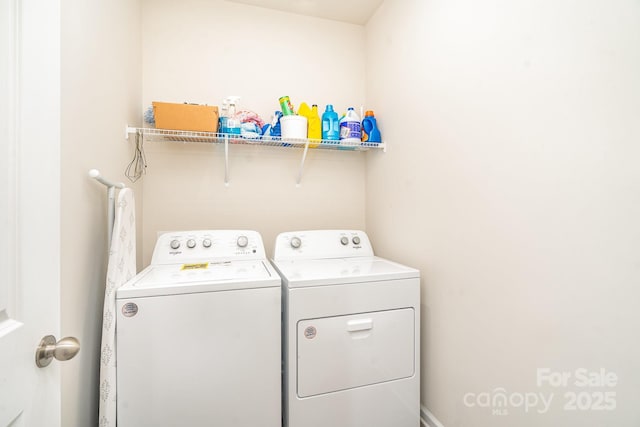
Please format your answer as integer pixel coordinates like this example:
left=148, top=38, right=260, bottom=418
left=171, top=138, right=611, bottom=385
left=140, top=0, right=368, bottom=263
left=60, top=0, right=142, bottom=425
left=366, top=0, right=640, bottom=426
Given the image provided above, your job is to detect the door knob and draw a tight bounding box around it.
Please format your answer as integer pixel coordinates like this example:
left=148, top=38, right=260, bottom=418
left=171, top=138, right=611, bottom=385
left=35, top=335, right=80, bottom=368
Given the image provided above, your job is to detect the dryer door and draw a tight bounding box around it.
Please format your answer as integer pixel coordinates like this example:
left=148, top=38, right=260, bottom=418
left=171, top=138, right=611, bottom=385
left=297, top=308, right=415, bottom=398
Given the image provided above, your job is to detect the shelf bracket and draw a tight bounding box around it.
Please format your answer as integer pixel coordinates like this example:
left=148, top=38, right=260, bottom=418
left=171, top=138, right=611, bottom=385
left=125, top=125, right=137, bottom=140
left=296, top=139, right=311, bottom=187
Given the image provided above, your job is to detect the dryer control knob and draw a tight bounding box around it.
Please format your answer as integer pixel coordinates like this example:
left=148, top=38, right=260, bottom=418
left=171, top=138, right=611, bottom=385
left=352, top=236, right=361, bottom=245
left=290, top=237, right=302, bottom=249
left=340, top=237, right=349, bottom=245
left=237, top=235, right=248, bottom=248
left=202, top=238, right=212, bottom=248
left=186, top=239, right=196, bottom=249
left=170, top=239, right=180, bottom=250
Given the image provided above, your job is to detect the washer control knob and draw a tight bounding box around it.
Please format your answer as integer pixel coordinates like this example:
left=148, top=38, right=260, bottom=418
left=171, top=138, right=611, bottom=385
left=352, top=236, right=361, bottom=245
left=340, top=236, right=349, bottom=245
left=202, top=238, right=212, bottom=248
left=237, top=235, right=249, bottom=248
left=290, top=237, right=302, bottom=249
left=186, top=239, right=196, bottom=249
left=170, top=239, right=180, bottom=250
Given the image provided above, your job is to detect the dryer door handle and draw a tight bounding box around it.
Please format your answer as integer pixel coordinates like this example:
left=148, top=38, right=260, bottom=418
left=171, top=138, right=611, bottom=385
left=347, top=318, right=373, bottom=332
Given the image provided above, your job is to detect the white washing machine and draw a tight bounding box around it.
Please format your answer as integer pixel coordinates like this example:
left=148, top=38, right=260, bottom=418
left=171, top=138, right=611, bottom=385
left=271, top=230, right=420, bottom=427
left=116, top=230, right=281, bottom=427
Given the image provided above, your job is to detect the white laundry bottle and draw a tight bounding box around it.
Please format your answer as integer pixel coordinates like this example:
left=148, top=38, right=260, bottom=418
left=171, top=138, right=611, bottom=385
left=339, top=107, right=361, bottom=144
left=225, top=96, right=241, bottom=135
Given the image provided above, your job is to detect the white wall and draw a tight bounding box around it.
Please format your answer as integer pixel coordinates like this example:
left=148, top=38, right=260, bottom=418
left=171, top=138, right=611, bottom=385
left=60, top=0, right=142, bottom=425
left=366, top=0, right=640, bottom=426
left=140, top=0, right=368, bottom=263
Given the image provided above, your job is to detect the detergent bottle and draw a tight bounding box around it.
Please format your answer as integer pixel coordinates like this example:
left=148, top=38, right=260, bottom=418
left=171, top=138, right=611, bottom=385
left=297, top=102, right=311, bottom=137
left=218, top=100, right=229, bottom=134
left=307, top=104, right=322, bottom=148
left=297, top=102, right=311, bottom=119
left=271, top=111, right=283, bottom=137
left=225, top=96, right=241, bottom=135
left=321, top=104, right=339, bottom=141
left=339, top=107, right=361, bottom=144
left=361, top=110, right=381, bottom=143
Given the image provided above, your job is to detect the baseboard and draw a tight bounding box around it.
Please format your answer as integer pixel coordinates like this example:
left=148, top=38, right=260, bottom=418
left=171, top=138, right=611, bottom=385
left=420, top=405, right=444, bottom=427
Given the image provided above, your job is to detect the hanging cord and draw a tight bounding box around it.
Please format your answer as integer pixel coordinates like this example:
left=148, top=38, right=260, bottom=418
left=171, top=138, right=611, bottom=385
left=125, top=130, right=146, bottom=182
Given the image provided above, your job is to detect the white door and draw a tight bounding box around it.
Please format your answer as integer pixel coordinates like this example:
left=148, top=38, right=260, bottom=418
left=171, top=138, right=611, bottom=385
left=297, top=308, right=415, bottom=398
left=0, top=0, right=63, bottom=426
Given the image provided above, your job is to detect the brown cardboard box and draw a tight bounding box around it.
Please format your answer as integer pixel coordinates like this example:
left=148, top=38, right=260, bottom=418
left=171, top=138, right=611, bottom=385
left=152, top=102, right=219, bottom=132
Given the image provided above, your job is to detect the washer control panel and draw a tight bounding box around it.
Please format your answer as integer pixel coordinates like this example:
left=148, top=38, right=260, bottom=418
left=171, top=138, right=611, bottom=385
left=273, top=230, right=374, bottom=260
left=151, top=230, right=266, bottom=264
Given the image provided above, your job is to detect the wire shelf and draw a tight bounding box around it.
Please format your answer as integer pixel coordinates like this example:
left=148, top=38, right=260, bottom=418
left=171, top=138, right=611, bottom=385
left=126, top=127, right=385, bottom=151
left=125, top=126, right=386, bottom=186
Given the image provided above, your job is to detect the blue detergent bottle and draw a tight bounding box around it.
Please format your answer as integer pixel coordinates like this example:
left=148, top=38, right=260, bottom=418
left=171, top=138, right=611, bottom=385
left=361, top=110, right=381, bottom=143
left=322, top=104, right=340, bottom=141
left=271, top=111, right=283, bottom=137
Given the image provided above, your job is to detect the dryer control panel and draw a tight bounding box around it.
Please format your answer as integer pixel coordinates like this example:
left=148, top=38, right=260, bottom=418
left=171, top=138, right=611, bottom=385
left=151, top=230, right=266, bottom=264
left=273, top=230, right=374, bottom=260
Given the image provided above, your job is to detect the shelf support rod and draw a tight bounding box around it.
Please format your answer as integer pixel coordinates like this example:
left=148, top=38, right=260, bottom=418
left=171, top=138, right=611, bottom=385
left=88, top=169, right=125, bottom=249
left=296, top=139, right=311, bottom=187
left=224, top=135, right=229, bottom=187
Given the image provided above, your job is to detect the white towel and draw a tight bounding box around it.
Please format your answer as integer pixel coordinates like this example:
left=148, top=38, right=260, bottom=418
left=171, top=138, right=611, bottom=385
left=98, top=188, right=136, bottom=427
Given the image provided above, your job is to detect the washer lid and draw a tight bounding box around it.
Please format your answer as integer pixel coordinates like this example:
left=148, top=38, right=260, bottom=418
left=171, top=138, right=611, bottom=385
left=116, top=260, right=279, bottom=298
left=271, top=256, right=419, bottom=288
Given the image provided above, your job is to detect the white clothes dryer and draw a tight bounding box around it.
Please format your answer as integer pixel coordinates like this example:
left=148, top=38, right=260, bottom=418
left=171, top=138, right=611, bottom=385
left=271, top=230, right=420, bottom=427
left=116, top=230, right=281, bottom=427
